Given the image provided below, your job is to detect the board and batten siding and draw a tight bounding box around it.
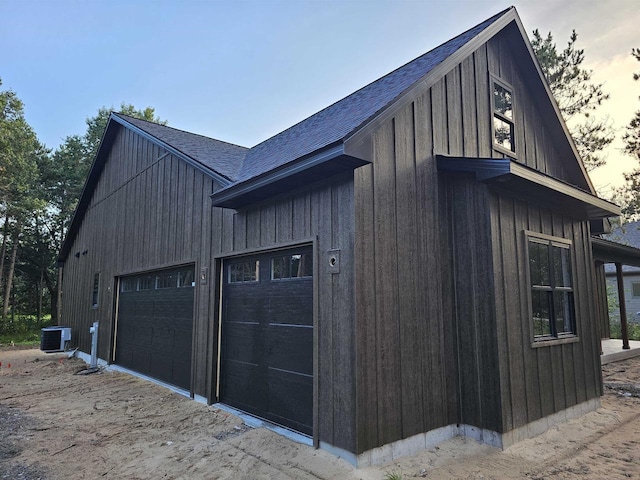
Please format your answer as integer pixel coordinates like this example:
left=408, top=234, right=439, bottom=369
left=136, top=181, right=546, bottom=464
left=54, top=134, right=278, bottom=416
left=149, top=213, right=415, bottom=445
left=62, top=128, right=357, bottom=451
left=489, top=196, right=602, bottom=433
left=214, top=173, right=356, bottom=453
left=61, top=125, right=218, bottom=398
left=353, top=26, right=600, bottom=453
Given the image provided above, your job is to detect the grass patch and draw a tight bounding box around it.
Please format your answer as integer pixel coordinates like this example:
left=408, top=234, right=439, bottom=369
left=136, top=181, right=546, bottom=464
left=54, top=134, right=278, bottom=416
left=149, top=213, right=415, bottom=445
left=0, top=315, right=52, bottom=347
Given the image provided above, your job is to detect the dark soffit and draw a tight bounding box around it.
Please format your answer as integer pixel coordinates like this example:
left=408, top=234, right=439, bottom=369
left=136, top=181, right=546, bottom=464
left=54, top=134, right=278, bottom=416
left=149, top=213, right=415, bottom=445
left=436, top=155, right=620, bottom=220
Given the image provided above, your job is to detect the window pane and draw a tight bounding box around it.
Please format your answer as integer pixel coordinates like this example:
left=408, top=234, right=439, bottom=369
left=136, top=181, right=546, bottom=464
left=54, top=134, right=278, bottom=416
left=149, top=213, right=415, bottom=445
left=178, top=269, right=194, bottom=287
left=156, top=272, right=174, bottom=289
left=229, top=261, right=258, bottom=283
left=552, top=246, right=572, bottom=287
left=493, top=116, right=514, bottom=151
left=272, top=257, right=282, bottom=279
left=532, top=290, right=551, bottom=337
left=92, top=273, right=100, bottom=308
left=494, top=83, right=513, bottom=119
left=529, top=241, right=550, bottom=286
left=121, top=277, right=135, bottom=292
left=291, top=254, right=301, bottom=277
left=138, top=275, right=153, bottom=291
left=300, top=253, right=313, bottom=277
left=271, top=253, right=313, bottom=280
left=632, top=282, right=640, bottom=298
left=554, top=291, right=574, bottom=334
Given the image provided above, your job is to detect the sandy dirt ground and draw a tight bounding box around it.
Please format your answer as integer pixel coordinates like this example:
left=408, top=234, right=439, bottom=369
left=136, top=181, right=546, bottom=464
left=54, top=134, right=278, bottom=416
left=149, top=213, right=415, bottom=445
left=1, top=348, right=639, bottom=480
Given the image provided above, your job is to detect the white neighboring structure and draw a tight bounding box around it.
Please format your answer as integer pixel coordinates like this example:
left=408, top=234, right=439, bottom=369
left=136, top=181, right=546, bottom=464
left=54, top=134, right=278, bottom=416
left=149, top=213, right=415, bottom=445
left=605, top=222, right=640, bottom=324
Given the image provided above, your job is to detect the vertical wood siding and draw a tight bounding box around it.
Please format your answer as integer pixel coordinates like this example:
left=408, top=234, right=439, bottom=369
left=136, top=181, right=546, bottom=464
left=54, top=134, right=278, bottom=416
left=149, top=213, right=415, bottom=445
left=62, top=131, right=356, bottom=450
left=353, top=27, right=602, bottom=453
left=215, top=174, right=356, bottom=452
left=61, top=127, right=217, bottom=397
left=489, top=196, right=602, bottom=431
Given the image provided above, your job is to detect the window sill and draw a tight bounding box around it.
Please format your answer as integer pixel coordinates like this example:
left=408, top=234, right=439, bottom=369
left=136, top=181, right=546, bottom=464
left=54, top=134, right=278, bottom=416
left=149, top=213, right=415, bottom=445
left=531, top=335, right=579, bottom=348
left=492, top=144, right=517, bottom=159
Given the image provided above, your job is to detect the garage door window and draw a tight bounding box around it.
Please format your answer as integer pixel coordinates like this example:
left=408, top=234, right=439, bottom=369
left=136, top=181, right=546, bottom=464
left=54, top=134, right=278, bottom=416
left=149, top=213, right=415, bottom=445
left=178, top=269, right=195, bottom=288
left=138, top=275, right=153, bottom=291
left=156, top=272, right=175, bottom=289
left=229, top=260, right=259, bottom=283
left=271, top=253, right=313, bottom=280
left=121, top=277, right=136, bottom=292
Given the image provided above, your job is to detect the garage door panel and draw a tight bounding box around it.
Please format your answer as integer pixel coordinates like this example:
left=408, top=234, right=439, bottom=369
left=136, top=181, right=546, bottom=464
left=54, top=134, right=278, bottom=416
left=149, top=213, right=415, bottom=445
left=266, top=325, right=313, bottom=375
left=224, top=296, right=262, bottom=324
left=265, top=292, right=313, bottom=326
left=221, top=360, right=266, bottom=412
left=267, top=369, right=313, bottom=435
left=222, top=322, right=264, bottom=365
left=115, top=266, right=194, bottom=391
left=221, top=247, right=313, bottom=435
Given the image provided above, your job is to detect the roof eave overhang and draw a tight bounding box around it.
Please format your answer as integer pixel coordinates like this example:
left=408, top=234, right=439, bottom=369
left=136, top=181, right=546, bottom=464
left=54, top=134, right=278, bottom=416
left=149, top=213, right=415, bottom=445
left=592, top=237, right=640, bottom=267
left=210, top=143, right=369, bottom=209
left=436, top=155, right=620, bottom=220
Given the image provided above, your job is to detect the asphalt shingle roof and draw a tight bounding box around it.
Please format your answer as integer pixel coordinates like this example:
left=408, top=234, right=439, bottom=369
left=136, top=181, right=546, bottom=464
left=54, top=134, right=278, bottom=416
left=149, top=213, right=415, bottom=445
left=115, top=7, right=511, bottom=188
left=603, top=221, right=640, bottom=273
left=116, top=114, right=249, bottom=181
left=232, top=7, right=511, bottom=185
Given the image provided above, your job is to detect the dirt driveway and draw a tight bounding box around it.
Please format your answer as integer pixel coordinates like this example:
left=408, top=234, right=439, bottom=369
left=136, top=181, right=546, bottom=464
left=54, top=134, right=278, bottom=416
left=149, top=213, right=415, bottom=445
left=1, top=348, right=639, bottom=479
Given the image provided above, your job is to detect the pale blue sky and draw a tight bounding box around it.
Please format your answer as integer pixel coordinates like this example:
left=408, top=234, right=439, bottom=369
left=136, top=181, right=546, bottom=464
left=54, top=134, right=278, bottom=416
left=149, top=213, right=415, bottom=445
left=1, top=0, right=638, bottom=191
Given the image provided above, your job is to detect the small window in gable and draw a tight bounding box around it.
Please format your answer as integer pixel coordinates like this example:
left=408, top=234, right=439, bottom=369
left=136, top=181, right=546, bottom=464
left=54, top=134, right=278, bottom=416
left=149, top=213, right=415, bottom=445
left=492, top=79, right=515, bottom=155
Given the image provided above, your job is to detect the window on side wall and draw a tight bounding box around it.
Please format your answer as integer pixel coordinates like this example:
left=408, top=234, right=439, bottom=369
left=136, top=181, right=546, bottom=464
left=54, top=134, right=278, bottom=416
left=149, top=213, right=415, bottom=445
left=492, top=77, right=516, bottom=156
left=632, top=282, right=640, bottom=298
left=526, top=232, right=576, bottom=343
left=92, top=273, right=100, bottom=309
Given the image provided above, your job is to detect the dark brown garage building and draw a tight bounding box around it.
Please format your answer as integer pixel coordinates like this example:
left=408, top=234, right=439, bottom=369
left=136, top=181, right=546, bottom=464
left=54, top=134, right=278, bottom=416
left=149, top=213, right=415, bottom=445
left=59, top=7, right=620, bottom=466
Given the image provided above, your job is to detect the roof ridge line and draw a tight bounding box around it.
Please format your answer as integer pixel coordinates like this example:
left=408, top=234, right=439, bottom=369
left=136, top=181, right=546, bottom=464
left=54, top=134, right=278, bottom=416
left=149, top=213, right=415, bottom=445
left=113, top=112, right=249, bottom=150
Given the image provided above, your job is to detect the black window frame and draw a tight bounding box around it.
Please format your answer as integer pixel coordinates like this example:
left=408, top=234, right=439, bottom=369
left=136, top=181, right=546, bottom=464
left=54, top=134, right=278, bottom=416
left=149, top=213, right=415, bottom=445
left=525, top=231, right=578, bottom=346
left=270, top=252, right=313, bottom=281
left=491, top=75, right=516, bottom=157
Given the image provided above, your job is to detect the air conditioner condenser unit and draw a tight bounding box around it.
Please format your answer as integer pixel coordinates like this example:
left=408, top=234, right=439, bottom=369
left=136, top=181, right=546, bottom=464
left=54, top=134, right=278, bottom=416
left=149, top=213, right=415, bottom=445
left=40, top=326, right=72, bottom=353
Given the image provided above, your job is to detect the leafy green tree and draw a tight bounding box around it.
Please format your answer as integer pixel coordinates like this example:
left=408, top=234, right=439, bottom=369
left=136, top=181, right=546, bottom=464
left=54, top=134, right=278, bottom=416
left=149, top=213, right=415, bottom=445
left=615, top=48, right=640, bottom=219
left=35, top=104, right=166, bottom=321
left=0, top=78, right=47, bottom=328
left=531, top=29, right=613, bottom=171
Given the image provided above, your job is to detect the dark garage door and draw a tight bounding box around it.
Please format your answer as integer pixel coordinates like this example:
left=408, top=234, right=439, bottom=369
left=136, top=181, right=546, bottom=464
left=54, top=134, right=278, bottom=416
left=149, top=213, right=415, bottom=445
left=221, top=247, right=313, bottom=435
left=115, top=266, right=195, bottom=390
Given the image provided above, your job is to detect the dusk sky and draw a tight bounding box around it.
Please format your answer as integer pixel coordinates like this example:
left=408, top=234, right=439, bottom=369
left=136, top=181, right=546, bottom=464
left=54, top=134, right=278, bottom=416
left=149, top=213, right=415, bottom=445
left=1, top=0, right=638, bottom=197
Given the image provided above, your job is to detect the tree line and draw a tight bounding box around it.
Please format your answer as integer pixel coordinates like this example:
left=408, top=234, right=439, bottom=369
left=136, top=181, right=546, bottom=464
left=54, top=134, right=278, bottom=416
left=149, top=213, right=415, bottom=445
left=0, top=85, right=164, bottom=333
left=1, top=29, right=640, bottom=334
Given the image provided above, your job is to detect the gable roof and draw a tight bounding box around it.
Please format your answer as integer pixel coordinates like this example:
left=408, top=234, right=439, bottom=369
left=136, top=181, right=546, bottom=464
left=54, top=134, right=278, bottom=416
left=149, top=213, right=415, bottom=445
left=58, top=114, right=248, bottom=262
left=115, top=114, right=248, bottom=181
left=60, top=6, right=605, bottom=259
left=210, top=7, right=516, bottom=207
left=210, top=5, right=596, bottom=208
left=235, top=7, right=511, bottom=184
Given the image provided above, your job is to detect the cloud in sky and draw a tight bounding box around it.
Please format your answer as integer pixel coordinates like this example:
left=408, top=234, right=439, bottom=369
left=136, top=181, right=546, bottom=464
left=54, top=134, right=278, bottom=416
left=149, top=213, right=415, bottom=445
left=1, top=0, right=638, bottom=193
